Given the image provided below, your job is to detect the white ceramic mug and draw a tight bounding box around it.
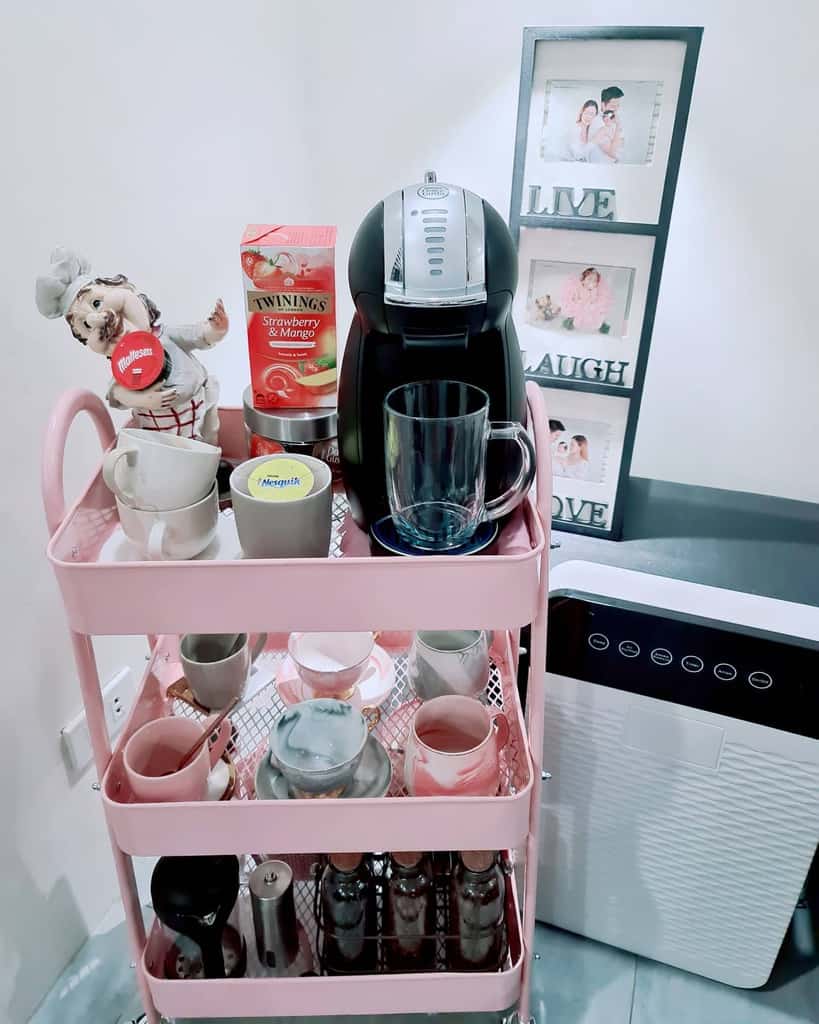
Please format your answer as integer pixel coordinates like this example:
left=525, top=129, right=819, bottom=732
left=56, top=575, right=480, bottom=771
left=230, top=454, right=332, bottom=559
left=103, top=427, right=221, bottom=510
left=180, top=632, right=268, bottom=710
left=116, top=484, right=219, bottom=560
left=408, top=630, right=491, bottom=700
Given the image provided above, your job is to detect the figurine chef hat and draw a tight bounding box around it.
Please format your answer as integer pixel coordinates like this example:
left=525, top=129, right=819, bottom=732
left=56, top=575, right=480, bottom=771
left=35, top=247, right=93, bottom=319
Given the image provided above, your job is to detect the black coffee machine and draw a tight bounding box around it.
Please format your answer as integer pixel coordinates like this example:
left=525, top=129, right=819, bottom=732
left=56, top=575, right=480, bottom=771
left=338, top=171, right=527, bottom=530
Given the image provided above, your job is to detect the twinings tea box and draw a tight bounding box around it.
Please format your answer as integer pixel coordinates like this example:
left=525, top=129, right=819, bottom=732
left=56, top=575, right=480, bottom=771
left=241, top=225, right=337, bottom=409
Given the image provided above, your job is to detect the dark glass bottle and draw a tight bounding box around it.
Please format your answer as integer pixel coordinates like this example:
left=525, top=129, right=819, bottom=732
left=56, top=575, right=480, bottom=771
left=383, top=852, right=436, bottom=972
left=319, top=853, right=377, bottom=975
left=448, top=851, right=508, bottom=972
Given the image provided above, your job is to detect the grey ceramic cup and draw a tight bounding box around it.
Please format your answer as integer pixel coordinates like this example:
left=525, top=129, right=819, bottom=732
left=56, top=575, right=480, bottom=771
left=268, top=699, right=375, bottom=798
left=180, top=632, right=267, bottom=710
left=408, top=630, right=491, bottom=700
left=230, top=454, right=332, bottom=559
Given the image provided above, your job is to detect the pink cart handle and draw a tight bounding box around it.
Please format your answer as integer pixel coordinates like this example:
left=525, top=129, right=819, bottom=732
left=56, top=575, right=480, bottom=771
left=525, top=381, right=552, bottom=531
left=42, top=389, right=116, bottom=536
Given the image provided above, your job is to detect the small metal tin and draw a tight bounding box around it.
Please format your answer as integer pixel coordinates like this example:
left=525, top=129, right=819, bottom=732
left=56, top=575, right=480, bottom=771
left=243, top=388, right=337, bottom=445
left=243, top=388, right=340, bottom=481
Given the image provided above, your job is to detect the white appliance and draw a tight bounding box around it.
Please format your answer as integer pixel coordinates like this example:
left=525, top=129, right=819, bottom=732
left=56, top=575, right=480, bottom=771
left=537, top=560, right=819, bottom=987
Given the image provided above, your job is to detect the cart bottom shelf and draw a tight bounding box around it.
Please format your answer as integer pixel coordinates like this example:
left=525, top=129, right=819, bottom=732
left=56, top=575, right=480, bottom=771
left=142, top=854, right=524, bottom=1019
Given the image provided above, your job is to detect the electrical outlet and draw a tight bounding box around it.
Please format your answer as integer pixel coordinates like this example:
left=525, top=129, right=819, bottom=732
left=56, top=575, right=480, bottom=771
left=61, top=667, right=137, bottom=775
left=103, top=666, right=136, bottom=736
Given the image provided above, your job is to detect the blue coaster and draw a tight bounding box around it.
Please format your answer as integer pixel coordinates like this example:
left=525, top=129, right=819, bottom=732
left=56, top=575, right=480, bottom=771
left=370, top=517, right=499, bottom=557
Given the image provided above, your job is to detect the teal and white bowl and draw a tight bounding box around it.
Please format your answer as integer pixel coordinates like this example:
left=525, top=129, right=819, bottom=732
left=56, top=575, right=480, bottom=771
left=269, top=698, right=369, bottom=797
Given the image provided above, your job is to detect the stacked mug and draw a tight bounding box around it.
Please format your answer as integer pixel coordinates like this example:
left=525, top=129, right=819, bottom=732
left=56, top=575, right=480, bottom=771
left=404, top=630, right=510, bottom=798
left=103, top=428, right=221, bottom=560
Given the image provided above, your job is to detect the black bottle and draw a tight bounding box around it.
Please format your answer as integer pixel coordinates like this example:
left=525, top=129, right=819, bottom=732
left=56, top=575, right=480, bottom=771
left=448, top=851, right=508, bottom=972
left=319, top=853, right=377, bottom=975
left=383, top=852, right=436, bottom=972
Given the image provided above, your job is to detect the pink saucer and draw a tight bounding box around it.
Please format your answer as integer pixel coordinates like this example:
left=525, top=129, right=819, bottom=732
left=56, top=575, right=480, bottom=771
left=276, top=644, right=396, bottom=709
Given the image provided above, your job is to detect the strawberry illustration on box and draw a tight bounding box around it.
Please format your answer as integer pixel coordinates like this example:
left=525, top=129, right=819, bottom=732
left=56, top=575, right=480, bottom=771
left=35, top=248, right=228, bottom=443
left=240, top=225, right=337, bottom=409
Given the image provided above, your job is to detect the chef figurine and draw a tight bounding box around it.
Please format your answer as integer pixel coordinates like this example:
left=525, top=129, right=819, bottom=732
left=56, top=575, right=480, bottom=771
left=35, top=247, right=228, bottom=444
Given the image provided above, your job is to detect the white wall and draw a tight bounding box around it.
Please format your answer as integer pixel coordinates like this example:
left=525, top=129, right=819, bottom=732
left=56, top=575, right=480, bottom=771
left=0, top=3, right=315, bottom=1020
left=2, top=1, right=817, bottom=1020
left=303, top=0, right=819, bottom=503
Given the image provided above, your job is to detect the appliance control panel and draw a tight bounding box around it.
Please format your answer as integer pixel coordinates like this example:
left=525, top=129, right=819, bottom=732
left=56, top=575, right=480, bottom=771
left=547, top=595, right=819, bottom=740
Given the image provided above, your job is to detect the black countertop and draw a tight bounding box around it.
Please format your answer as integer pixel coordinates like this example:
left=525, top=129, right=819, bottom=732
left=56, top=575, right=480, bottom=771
left=550, top=477, right=819, bottom=607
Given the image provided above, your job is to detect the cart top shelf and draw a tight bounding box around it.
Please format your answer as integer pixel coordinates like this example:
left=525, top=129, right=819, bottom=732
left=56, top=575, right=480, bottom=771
left=44, top=386, right=551, bottom=636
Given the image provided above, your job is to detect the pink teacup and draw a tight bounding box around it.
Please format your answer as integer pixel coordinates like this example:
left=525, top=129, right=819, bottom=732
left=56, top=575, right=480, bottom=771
left=287, top=632, right=375, bottom=698
left=403, top=695, right=510, bottom=797
left=123, top=715, right=232, bottom=802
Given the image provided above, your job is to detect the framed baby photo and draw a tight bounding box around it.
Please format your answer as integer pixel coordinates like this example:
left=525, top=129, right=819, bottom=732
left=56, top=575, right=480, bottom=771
left=514, top=226, right=654, bottom=391
left=510, top=27, right=702, bottom=227
left=539, top=386, right=630, bottom=534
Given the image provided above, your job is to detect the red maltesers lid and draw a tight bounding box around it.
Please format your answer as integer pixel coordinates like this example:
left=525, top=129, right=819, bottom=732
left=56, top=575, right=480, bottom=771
left=111, top=332, right=166, bottom=389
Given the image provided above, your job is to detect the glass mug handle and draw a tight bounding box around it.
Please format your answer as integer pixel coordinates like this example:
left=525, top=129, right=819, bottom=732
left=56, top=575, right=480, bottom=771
left=483, top=422, right=536, bottom=522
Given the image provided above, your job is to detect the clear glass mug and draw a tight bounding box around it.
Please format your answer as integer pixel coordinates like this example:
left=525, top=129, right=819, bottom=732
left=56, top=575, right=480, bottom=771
left=384, top=380, right=535, bottom=551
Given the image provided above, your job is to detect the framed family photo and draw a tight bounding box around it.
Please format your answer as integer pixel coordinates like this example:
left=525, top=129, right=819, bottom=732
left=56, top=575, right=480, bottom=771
left=512, top=28, right=701, bottom=226
left=540, top=78, right=664, bottom=166
left=542, top=387, right=629, bottom=533
left=514, top=226, right=655, bottom=391
left=510, top=27, right=702, bottom=539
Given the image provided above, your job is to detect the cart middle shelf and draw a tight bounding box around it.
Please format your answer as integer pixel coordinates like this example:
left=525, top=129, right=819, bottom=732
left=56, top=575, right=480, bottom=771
left=102, top=631, right=534, bottom=856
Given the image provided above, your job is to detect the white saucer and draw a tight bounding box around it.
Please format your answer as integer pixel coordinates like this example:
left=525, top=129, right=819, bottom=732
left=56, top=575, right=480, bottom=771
left=205, top=756, right=236, bottom=801
left=276, top=644, right=396, bottom=709
left=192, top=510, right=243, bottom=561
left=98, top=509, right=242, bottom=564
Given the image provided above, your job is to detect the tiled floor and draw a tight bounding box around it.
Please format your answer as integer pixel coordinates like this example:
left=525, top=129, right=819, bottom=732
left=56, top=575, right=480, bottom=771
left=29, top=901, right=819, bottom=1024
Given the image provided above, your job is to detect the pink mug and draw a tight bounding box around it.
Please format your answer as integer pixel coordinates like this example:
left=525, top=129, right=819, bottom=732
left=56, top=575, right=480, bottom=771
left=123, top=715, right=232, bottom=802
left=403, top=695, right=510, bottom=797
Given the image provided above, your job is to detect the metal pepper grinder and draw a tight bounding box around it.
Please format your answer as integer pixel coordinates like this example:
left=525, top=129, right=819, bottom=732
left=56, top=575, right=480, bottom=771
left=249, top=860, right=301, bottom=971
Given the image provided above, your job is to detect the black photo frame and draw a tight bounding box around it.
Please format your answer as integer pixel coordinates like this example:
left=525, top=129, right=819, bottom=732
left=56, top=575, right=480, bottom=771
left=510, top=26, right=703, bottom=539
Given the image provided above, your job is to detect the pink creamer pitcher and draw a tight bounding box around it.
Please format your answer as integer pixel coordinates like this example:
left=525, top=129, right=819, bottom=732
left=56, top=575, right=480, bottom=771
left=404, top=695, right=510, bottom=797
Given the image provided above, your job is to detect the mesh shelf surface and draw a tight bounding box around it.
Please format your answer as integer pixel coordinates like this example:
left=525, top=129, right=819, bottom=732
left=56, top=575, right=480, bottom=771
left=164, top=638, right=526, bottom=803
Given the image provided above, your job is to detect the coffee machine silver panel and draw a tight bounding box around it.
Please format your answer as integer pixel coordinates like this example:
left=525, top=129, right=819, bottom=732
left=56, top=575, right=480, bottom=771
left=383, top=170, right=486, bottom=307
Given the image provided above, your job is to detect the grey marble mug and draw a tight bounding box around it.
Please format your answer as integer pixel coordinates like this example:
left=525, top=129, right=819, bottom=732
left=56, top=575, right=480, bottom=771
left=180, top=632, right=267, bottom=710
left=408, top=630, right=491, bottom=700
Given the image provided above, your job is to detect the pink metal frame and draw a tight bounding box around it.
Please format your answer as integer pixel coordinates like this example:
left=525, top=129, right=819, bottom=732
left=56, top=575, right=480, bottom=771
left=42, top=385, right=551, bottom=1023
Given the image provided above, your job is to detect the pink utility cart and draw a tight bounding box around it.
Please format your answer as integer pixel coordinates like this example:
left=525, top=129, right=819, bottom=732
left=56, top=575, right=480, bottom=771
left=42, top=383, right=551, bottom=1023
